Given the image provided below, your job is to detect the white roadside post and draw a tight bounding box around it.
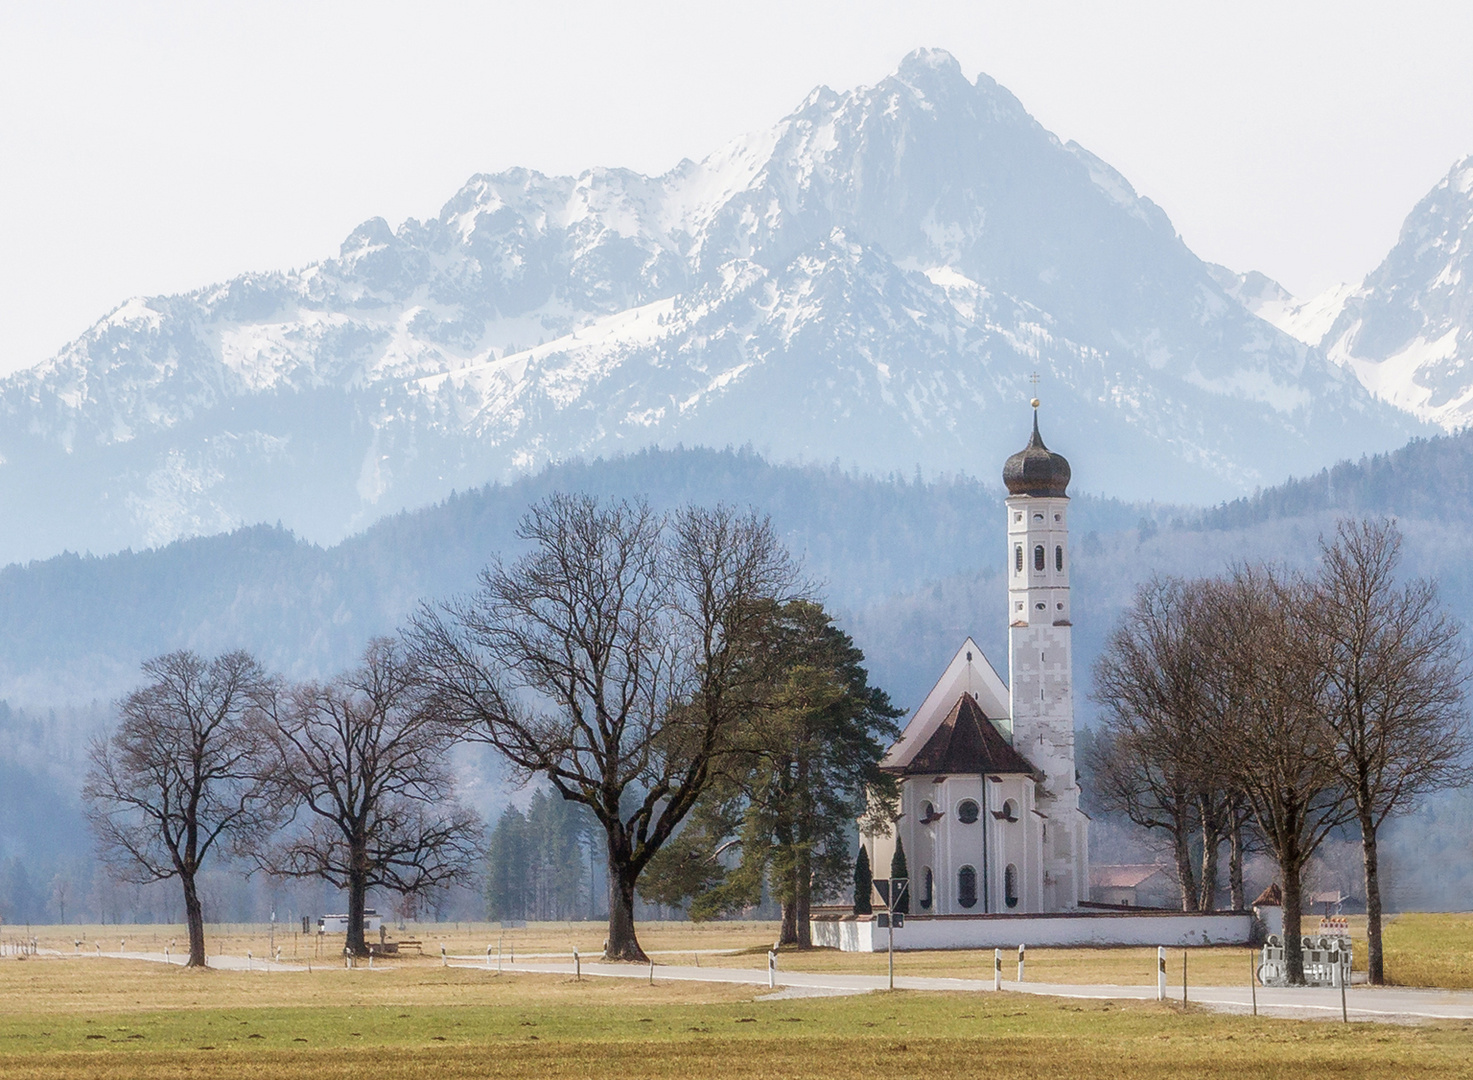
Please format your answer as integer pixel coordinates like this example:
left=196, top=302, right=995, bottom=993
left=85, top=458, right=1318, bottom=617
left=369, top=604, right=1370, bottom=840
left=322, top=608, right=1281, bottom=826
left=441, top=944, right=447, bottom=967
left=993, top=948, right=1002, bottom=991
left=1017, top=943, right=1025, bottom=983
left=1156, top=947, right=1167, bottom=1001
left=486, top=945, right=493, bottom=971
left=574, top=947, right=580, bottom=981
left=767, top=950, right=776, bottom=989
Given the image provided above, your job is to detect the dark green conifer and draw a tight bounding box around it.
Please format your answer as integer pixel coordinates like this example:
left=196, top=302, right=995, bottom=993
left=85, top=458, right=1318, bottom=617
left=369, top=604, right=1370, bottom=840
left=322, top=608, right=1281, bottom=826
left=853, top=846, right=873, bottom=915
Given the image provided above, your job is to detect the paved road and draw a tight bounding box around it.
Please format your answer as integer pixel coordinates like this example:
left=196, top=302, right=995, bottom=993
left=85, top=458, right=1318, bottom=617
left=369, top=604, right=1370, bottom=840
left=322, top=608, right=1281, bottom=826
left=58, top=948, right=1473, bottom=1023
left=456, top=957, right=1473, bottom=1023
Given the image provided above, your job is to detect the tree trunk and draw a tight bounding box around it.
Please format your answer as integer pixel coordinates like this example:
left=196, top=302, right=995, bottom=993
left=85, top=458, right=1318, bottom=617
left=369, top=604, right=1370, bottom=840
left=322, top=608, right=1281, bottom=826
left=1359, top=804, right=1385, bottom=985
left=1197, top=795, right=1221, bottom=912
left=1282, top=865, right=1305, bottom=986
left=346, top=861, right=369, bottom=957
left=1172, top=821, right=1199, bottom=912
left=794, top=842, right=813, bottom=950
left=182, top=872, right=207, bottom=968
left=1228, top=811, right=1246, bottom=911
left=604, top=850, right=646, bottom=962
left=776, top=899, right=799, bottom=948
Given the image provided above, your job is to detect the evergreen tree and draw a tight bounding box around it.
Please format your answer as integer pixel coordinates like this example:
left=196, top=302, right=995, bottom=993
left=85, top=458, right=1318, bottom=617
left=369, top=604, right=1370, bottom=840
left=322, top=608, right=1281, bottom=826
left=852, top=846, right=873, bottom=915
left=641, top=601, right=900, bottom=945
left=889, top=836, right=910, bottom=915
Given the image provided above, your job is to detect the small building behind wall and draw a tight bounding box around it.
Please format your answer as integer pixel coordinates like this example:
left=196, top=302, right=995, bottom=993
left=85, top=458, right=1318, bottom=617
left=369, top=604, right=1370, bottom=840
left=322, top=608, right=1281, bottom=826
left=1089, top=864, right=1178, bottom=908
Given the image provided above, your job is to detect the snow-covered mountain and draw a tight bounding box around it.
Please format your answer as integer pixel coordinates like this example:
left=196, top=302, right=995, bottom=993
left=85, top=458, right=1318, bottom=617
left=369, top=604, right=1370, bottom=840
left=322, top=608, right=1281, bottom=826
left=1314, top=157, right=1473, bottom=431
left=0, top=49, right=1424, bottom=565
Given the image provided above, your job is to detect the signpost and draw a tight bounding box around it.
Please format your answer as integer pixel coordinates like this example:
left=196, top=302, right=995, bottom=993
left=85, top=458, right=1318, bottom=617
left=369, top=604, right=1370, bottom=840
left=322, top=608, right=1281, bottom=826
left=872, top=878, right=908, bottom=991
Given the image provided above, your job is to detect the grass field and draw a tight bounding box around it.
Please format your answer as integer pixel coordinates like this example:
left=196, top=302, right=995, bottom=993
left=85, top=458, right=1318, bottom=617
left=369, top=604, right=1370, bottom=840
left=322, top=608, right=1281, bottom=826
left=1, top=956, right=1473, bottom=1079
left=2, top=915, right=1472, bottom=1078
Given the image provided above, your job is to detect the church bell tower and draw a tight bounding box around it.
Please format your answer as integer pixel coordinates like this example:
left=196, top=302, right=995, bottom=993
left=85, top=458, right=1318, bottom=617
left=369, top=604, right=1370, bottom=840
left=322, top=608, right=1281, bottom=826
left=1003, top=401, right=1086, bottom=907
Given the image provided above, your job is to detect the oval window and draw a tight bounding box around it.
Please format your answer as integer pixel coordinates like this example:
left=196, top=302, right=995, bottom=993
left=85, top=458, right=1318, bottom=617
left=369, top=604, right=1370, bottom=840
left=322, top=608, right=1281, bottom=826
left=1002, top=799, right=1017, bottom=822
left=1005, top=864, right=1019, bottom=909
left=920, top=800, right=935, bottom=823
left=958, top=865, right=978, bottom=909
left=1033, top=545, right=1045, bottom=572
left=957, top=800, right=979, bottom=824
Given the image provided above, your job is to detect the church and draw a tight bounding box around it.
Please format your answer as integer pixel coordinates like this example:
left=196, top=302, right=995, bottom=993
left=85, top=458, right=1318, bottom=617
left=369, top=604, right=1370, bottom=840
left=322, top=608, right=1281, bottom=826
left=862, top=404, right=1090, bottom=916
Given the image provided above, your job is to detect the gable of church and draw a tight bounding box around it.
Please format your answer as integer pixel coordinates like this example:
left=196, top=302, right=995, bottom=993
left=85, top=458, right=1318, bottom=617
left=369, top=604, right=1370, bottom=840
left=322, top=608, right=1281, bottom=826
left=887, top=694, right=1039, bottom=778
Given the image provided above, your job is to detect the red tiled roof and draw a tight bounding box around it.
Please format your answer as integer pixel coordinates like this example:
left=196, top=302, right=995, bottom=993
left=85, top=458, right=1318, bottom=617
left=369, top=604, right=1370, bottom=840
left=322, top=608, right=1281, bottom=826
left=1253, top=883, right=1283, bottom=907
left=884, top=693, right=1037, bottom=777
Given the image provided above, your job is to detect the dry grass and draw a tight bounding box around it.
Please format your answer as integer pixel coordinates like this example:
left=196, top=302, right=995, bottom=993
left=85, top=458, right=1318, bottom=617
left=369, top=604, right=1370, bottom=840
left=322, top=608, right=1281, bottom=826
left=0, top=958, right=1472, bottom=1079
left=1384, top=914, right=1473, bottom=989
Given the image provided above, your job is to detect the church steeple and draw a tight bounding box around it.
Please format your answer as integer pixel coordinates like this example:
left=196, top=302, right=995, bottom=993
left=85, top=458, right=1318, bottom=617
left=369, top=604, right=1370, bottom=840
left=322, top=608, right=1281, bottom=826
left=1004, top=400, right=1084, bottom=909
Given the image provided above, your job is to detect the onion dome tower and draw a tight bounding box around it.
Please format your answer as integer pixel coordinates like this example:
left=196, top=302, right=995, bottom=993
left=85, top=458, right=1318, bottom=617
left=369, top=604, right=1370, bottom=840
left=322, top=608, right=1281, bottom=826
left=1003, top=399, right=1086, bottom=909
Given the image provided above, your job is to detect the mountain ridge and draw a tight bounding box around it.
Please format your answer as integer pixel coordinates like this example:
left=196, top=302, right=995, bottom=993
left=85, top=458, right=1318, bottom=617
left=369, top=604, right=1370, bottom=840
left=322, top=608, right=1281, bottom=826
left=0, top=49, right=1425, bottom=565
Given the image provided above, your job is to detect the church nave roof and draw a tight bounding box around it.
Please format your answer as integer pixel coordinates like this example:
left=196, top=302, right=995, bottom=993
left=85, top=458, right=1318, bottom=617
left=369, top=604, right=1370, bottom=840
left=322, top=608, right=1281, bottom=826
left=885, top=693, right=1039, bottom=778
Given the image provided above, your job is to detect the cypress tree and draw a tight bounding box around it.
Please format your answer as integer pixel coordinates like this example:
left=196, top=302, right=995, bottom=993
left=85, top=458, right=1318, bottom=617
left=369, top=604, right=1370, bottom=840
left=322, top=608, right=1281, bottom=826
left=890, top=836, right=910, bottom=914
left=852, top=846, right=873, bottom=915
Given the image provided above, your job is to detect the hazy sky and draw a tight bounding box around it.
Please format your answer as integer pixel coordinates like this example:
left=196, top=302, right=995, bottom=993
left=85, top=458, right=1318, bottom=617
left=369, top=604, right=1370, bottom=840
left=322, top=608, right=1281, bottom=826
left=3, top=0, right=1472, bottom=376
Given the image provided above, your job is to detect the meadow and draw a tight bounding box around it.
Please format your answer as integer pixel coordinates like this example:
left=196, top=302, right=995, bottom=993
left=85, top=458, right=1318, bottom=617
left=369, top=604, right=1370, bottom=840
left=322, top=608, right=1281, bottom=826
left=0, top=915, right=1471, bottom=1078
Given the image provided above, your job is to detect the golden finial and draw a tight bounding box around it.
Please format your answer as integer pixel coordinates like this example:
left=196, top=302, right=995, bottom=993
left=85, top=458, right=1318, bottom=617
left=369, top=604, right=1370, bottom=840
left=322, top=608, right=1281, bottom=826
left=1030, top=397, right=1040, bottom=409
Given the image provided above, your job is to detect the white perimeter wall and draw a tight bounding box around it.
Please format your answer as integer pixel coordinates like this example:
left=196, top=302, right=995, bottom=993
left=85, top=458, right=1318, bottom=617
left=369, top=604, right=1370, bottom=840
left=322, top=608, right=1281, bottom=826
left=812, top=913, right=1252, bottom=952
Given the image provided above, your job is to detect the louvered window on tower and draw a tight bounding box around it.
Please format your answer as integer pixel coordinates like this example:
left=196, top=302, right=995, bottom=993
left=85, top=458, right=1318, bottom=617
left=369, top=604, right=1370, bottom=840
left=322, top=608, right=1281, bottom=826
left=1015, top=545, right=1023, bottom=573
left=1033, top=545, right=1045, bottom=571
left=1055, top=545, right=1063, bottom=571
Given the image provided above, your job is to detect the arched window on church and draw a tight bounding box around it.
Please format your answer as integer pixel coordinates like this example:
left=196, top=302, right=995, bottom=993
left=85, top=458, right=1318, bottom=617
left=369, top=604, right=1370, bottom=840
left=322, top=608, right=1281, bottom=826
left=958, top=865, right=978, bottom=909
left=1033, top=545, right=1045, bottom=572
left=920, top=867, right=934, bottom=910
left=1014, top=545, right=1023, bottom=574
left=1005, top=864, right=1019, bottom=909
left=1055, top=545, right=1063, bottom=571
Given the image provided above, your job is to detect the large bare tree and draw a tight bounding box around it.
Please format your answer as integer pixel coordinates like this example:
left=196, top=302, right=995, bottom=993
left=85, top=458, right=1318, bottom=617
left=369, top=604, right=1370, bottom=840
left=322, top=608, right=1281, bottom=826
left=410, top=495, right=797, bottom=961
left=1090, top=578, right=1235, bottom=911
left=1307, top=518, right=1470, bottom=984
left=257, top=639, right=481, bottom=957
left=1200, top=567, right=1351, bottom=985
left=83, top=651, right=271, bottom=967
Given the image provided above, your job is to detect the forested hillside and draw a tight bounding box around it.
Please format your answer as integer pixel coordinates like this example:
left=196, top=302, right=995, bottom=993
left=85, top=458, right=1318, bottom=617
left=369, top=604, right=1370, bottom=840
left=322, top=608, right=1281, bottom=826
left=6, top=435, right=1473, bottom=923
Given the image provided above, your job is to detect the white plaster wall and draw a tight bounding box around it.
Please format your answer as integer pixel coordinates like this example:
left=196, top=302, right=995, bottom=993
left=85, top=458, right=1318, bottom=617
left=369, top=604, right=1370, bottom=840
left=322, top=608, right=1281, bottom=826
left=812, top=913, right=1254, bottom=952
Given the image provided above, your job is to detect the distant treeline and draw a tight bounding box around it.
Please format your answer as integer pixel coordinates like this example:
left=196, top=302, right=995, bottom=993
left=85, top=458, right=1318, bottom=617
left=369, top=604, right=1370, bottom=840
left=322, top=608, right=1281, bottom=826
left=1200, top=430, right=1473, bottom=531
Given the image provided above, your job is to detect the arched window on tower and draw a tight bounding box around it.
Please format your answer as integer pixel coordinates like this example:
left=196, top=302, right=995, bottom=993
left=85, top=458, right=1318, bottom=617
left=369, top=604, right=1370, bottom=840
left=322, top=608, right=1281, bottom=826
left=1005, top=864, right=1019, bottom=909
left=1033, top=545, right=1045, bottom=572
left=1015, top=545, right=1023, bottom=573
left=920, top=867, right=934, bottom=911
left=1055, top=545, right=1064, bottom=571
left=958, top=865, right=978, bottom=909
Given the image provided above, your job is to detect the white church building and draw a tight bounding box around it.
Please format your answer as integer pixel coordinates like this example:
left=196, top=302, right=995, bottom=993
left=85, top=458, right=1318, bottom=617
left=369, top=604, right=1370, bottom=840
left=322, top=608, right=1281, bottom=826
left=813, top=408, right=1253, bottom=951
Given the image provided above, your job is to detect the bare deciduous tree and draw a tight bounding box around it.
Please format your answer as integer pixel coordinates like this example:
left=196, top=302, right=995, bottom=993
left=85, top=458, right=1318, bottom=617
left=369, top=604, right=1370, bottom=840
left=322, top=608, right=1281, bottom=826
left=1201, top=567, right=1352, bottom=985
left=257, top=639, right=481, bottom=957
left=1090, top=578, right=1235, bottom=911
left=83, top=650, right=271, bottom=967
left=1308, top=518, right=1470, bottom=984
left=410, top=495, right=797, bottom=961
